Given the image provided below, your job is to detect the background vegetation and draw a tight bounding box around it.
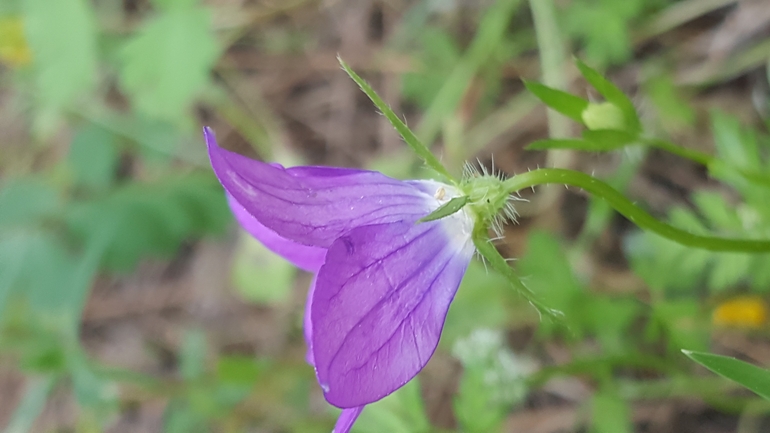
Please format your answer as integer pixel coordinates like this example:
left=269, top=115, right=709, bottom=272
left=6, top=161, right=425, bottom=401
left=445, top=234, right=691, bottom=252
left=1, top=0, right=770, bottom=431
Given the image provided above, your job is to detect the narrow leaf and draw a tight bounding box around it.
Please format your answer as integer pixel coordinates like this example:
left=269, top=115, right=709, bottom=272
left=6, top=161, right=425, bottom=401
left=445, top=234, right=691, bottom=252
left=574, top=58, right=641, bottom=134
left=415, top=0, right=522, bottom=145
left=3, top=375, right=56, bottom=433
left=338, top=57, right=454, bottom=181
left=418, top=196, right=469, bottom=223
left=526, top=138, right=603, bottom=151
left=523, top=80, right=589, bottom=122
left=683, top=350, right=770, bottom=400
left=581, top=129, right=636, bottom=149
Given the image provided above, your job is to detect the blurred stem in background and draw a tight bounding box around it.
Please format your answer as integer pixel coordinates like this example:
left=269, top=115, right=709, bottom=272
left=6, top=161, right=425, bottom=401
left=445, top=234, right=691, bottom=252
left=529, top=0, right=569, bottom=142
left=527, top=0, right=575, bottom=217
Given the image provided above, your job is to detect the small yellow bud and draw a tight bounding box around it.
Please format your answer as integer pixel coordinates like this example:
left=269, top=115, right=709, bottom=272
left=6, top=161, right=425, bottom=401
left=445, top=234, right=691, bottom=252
left=582, top=102, right=626, bottom=131
left=0, top=17, right=32, bottom=67
left=713, top=296, right=767, bottom=329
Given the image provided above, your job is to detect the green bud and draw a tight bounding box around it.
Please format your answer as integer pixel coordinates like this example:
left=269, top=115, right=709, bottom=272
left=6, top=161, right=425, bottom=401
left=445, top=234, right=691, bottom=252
left=582, top=101, right=626, bottom=131
left=461, top=174, right=512, bottom=225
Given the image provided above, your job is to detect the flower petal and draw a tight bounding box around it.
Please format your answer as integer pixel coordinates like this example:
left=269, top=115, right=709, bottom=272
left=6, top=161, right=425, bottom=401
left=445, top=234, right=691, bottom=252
left=304, top=277, right=317, bottom=365
left=333, top=406, right=364, bottom=433
left=311, top=216, right=474, bottom=408
left=206, top=127, right=435, bottom=248
left=227, top=194, right=326, bottom=272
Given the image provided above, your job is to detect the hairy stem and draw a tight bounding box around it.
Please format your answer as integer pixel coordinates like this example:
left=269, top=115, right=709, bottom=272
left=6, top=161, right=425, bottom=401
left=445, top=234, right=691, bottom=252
left=504, top=168, right=770, bottom=252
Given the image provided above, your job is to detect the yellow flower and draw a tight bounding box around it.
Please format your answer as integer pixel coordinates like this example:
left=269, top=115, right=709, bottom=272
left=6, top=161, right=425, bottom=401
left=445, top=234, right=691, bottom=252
left=0, top=17, right=32, bottom=67
left=713, top=296, right=768, bottom=328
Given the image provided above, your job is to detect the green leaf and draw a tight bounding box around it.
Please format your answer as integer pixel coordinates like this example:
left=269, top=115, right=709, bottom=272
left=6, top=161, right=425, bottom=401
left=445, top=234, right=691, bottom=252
left=708, top=253, right=751, bottom=292
left=529, top=128, right=639, bottom=154
left=527, top=138, right=617, bottom=152
left=451, top=329, right=530, bottom=431
left=455, top=369, right=506, bottom=433
left=69, top=352, right=117, bottom=416
left=566, top=5, right=632, bottom=67
left=580, top=297, right=642, bottom=352
left=163, top=400, right=207, bottom=433
left=22, top=0, right=97, bottom=110
left=645, top=75, right=695, bottom=130
left=418, top=196, right=468, bottom=222
left=0, top=178, right=59, bottom=229
left=216, top=355, right=264, bottom=386
left=64, top=175, right=230, bottom=271
left=414, top=0, right=523, bottom=147
left=523, top=80, right=589, bottom=122
left=180, top=330, right=207, bottom=381
left=652, top=300, right=708, bottom=352
left=68, top=125, right=118, bottom=190
left=692, top=191, right=742, bottom=231
left=120, top=2, right=219, bottom=122
left=711, top=110, right=761, bottom=171
left=517, top=230, right=583, bottom=314
left=591, top=391, right=632, bottom=433
left=151, top=0, right=198, bottom=10
left=684, top=350, right=770, bottom=400
left=339, top=58, right=453, bottom=181
left=750, top=255, right=770, bottom=291
left=574, top=58, right=641, bottom=134
left=402, top=27, right=461, bottom=108
left=443, top=262, right=511, bottom=346
left=581, top=129, right=636, bottom=149
left=0, top=232, right=78, bottom=322
left=351, top=378, right=430, bottom=433
left=231, top=232, right=294, bottom=305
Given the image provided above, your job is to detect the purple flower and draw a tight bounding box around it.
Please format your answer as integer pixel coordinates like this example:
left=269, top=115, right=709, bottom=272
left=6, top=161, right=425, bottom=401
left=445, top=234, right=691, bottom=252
left=205, top=127, right=476, bottom=432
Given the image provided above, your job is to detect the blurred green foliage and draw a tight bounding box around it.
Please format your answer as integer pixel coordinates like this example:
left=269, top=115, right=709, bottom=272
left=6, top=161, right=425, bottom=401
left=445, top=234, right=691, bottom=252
left=628, top=112, right=770, bottom=294
left=1, top=0, right=770, bottom=432
left=119, top=0, right=219, bottom=124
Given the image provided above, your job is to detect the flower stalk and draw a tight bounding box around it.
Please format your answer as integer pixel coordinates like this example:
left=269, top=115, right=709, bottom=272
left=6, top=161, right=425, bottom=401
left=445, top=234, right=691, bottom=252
left=503, top=168, right=770, bottom=253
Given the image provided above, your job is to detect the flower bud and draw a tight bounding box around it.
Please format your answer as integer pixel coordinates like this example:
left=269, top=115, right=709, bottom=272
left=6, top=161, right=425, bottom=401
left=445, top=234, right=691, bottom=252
left=582, top=101, right=626, bottom=131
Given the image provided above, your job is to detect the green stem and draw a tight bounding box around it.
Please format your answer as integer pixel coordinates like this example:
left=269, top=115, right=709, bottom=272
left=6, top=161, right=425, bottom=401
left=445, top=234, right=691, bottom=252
left=529, top=0, right=569, bottom=141
left=643, top=137, right=712, bottom=166
left=3, top=375, right=58, bottom=433
left=526, top=352, right=677, bottom=388
left=637, top=138, right=770, bottom=188
left=618, top=377, right=756, bottom=414
left=415, top=0, right=522, bottom=148
left=503, top=168, right=770, bottom=252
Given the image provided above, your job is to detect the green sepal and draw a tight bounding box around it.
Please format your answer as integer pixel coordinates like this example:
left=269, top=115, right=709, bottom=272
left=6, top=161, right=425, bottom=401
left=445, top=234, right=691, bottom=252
left=522, top=79, right=589, bottom=122
left=338, top=57, right=455, bottom=183
left=418, top=196, right=469, bottom=223
left=472, top=227, right=565, bottom=323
